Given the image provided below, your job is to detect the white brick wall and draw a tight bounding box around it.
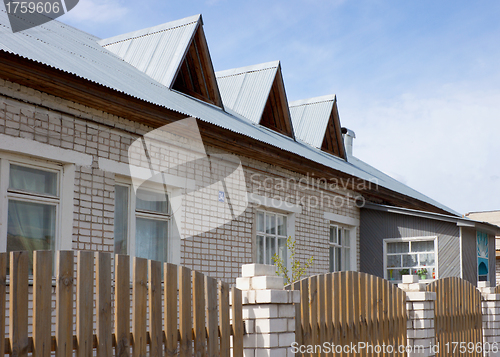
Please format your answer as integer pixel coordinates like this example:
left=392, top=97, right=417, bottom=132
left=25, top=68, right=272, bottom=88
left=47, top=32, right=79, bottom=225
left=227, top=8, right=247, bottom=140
left=0, top=78, right=361, bottom=284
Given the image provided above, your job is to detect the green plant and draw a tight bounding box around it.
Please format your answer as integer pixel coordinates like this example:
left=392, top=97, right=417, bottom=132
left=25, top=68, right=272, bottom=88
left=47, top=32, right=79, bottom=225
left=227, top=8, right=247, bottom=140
left=400, top=269, right=409, bottom=275
left=416, top=268, right=428, bottom=277
left=272, top=236, right=314, bottom=286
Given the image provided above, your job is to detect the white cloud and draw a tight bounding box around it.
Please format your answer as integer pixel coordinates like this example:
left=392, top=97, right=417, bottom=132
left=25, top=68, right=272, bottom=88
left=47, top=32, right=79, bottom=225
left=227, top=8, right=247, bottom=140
left=350, top=85, right=500, bottom=215
left=61, top=0, right=129, bottom=24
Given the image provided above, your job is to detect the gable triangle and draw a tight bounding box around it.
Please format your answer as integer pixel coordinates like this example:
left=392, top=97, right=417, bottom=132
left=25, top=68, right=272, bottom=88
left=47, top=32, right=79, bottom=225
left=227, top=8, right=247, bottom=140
left=171, top=24, right=223, bottom=107
left=99, top=14, right=222, bottom=108
left=289, top=95, right=346, bottom=160
left=216, top=61, right=294, bottom=138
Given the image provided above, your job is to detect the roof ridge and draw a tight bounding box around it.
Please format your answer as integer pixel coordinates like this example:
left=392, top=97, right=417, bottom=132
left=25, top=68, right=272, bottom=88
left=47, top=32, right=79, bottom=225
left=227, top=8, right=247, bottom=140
left=101, top=20, right=199, bottom=48
left=217, top=66, right=277, bottom=79
left=289, top=98, right=335, bottom=108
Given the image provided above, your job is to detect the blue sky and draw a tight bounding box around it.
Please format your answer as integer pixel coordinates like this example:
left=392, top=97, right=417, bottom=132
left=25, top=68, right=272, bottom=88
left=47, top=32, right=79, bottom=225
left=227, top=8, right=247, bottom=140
left=60, top=0, right=500, bottom=215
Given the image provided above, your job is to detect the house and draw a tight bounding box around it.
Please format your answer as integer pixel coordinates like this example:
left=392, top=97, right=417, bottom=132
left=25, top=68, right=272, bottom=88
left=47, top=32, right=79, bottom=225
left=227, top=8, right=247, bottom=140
left=465, top=210, right=500, bottom=283
left=1, top=12, right=498, bottom=285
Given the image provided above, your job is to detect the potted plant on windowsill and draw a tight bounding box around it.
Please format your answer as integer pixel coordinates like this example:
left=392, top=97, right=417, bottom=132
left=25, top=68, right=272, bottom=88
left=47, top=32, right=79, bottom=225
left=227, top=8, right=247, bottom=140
left=400, top=269, right=409, bottom=276
left=416, top=268, right=427, bottom=280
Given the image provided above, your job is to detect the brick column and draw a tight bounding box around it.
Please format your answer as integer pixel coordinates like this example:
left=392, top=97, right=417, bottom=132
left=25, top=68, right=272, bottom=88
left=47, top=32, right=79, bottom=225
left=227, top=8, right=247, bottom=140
left=478, top=281, right=500, bottom=357
left=399, top=275, right=436, bottom=357
left=235, top=264, right=299, bottom=357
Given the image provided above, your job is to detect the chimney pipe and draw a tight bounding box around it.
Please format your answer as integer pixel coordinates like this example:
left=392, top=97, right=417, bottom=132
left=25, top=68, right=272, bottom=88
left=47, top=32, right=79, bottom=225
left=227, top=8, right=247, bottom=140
left=341, top=128, right=356, bottom=157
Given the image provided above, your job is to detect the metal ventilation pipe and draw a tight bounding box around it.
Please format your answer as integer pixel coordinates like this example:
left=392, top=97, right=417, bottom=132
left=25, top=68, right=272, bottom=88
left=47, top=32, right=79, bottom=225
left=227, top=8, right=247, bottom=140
left=341, top=127, right=356, bottom=157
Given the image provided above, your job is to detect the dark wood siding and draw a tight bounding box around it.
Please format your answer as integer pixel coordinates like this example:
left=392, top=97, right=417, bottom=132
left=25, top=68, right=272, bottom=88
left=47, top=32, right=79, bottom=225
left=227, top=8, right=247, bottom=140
left=360, top=208, right=461, bottom=280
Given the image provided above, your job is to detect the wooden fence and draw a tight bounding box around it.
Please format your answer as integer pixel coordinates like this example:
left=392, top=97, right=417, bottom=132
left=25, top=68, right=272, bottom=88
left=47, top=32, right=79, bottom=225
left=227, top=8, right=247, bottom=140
left=426, top=277, right=483, bottom=357
left=0, top=250, right=243, bottom=356
left=290, top=271, right=407, bottom=356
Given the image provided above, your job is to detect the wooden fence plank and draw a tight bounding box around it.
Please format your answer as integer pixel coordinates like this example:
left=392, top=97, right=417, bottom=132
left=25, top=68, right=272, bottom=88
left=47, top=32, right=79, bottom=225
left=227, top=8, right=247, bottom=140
left=325, top=274, right=332, bottom=346
left=300, top=278, right=310, bottom=353
left=358, top=273, right=366, bottom=357
left=33, top=251, right=52, bottom=357
left=318, top=274, right=326, bottom=357
left=292, top=281, right=303, bottom=350
left=132, top=257, right=147, bottom=357
left=0, top=253, right=6, bottom=357
left=205, top=276, right=218, bottom=357
left=193, top=271, right=206, bottom=356
left=332, top=273, right=340, bottom=352
left=148, top=259, right=163, bottom=357
left=115, top=254, right=130, bottom=357
left=231, top=287, right=243, bottom=357
left=164, top=263, right=178, bottom=357
left=179, top=266, right=192, bottom=357
left=76, top=251, right=93, bottom=357
left=218, top=281, right=230, bottom=357
left=55, top=250, right=74, bottom=357
left=9, top=251, right=29, bottom=357
left=95, top=252, right=112, bottom=357
left=309, top=275, right=318, bottom=353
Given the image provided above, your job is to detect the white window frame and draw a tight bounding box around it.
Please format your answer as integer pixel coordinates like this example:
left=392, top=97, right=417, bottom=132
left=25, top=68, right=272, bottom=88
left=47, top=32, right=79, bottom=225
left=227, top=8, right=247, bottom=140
left=255, top=209, right=290, bottom=267
left=0, top=152, right=74, bottom=254
left=383, top=236, right=438, bottom=283
left=114, top=176, right=180, bottom=265
left=328, top=224, right=356, bottom=272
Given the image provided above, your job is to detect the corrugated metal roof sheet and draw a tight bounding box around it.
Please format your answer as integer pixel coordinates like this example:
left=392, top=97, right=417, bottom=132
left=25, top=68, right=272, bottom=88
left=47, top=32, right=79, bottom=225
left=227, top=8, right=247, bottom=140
left=216, top=61, right=278, bottom=124
left=289, top=94, right=336, bottom=148
left=98, top=14, right=200, bottom=88
left=0, top=10, right=459, bottom=216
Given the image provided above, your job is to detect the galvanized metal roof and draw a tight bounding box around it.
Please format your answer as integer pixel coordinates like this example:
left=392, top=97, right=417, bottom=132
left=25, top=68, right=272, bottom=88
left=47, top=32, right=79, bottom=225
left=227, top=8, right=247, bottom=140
left=289, top=94, right=336, bottom=148
left=216, top=61, right=279, bottom=124
left=98, top=14, right=200, bottom=88
left=0, top=10, right=459, bottom=215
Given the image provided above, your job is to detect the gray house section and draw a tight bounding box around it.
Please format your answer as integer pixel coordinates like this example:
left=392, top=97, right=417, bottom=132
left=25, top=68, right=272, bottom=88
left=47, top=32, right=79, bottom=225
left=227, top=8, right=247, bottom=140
left=360, top=203, right=499, bottom=286
left=360, top=208, right=460, bottom=280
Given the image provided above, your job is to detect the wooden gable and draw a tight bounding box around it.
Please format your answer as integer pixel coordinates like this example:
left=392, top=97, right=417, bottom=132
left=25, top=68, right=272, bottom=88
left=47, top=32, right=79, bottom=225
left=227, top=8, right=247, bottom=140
left=172, top=25, right=223, bottom=108
left=321, top=101, right=346, bottom=159
left=259, top=66, right=294, bottom=138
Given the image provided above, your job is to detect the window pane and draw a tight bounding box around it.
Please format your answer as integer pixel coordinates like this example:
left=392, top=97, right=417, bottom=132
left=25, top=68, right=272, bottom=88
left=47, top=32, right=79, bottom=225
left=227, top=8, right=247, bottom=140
left=411, top=240, right=434, bottom=253
left=387, top=242, right=409, bottom=254
left=343, top=247, right=350, bottom=270
left=335, top=247, right=341, bottom=271
left=266, top=214, right=276, bottom=235
left=135, top=218, right=168, bottom=262
left=338, top=228, right=342, bottom=245
left=278, top=238, right=287, bottom=268
left=7, top=200, right=56, bottom=270
left=329, top=247, right=335, bottom=272
left=277, top=215, right=287, bottom=236
left=114, top=185, right=129, bottom=255
left=419, top=253, right=435, bottom=266
left=387, top=255, right=401, bottom=268
left=344, top=229, right=350, bottom=247
left=136, top=189, right=168, bottom=214
left=257, top=235, right=264, bottom=264
left=330, top=226, right=338, bottom=244
left=9, top=164, right=58, bottom=196
left=265, top=236, right=276, bottom=264
left=402, top=254, right=418, bottom=267
left=257, top=212, right=265, bottom=233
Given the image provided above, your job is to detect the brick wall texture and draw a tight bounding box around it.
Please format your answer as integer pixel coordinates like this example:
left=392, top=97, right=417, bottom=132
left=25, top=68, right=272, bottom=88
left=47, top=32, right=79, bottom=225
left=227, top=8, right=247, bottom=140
left=0, top=78, right=361, bottom=284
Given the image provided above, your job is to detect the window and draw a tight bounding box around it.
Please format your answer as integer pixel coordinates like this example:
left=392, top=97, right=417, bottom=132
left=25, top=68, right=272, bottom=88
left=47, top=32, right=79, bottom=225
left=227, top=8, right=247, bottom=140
left=256, top=210, right=288, bottom=266
left=384, top=237, right=437, bottom=282
left=329, top=225, right=351, bottom=272
left=1, top=159, right=62, bottom=272
left=114, top=183, right=171, bottom=263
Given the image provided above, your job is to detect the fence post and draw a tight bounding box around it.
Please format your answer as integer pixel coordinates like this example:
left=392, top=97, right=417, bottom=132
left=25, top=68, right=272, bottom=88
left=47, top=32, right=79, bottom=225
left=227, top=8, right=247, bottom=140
left=235, top=264, right=299, bottom=357
left=478, top=281, right=500, bottom=356
left=398, top=275, right=436, bottom=357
